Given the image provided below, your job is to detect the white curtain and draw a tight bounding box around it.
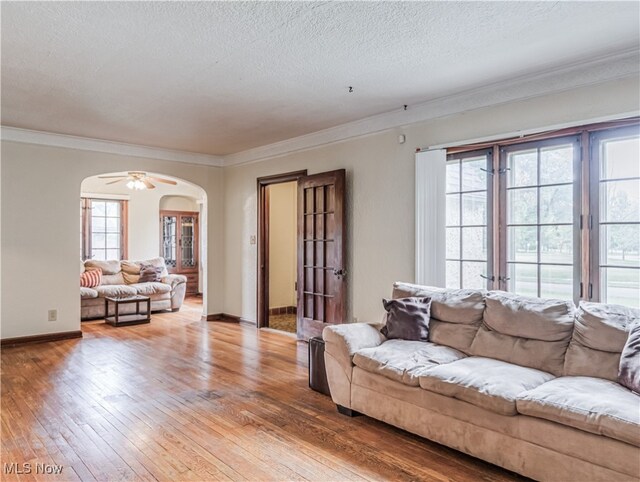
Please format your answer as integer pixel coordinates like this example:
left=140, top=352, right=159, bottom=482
left=415, top=149, right=447, bottom=286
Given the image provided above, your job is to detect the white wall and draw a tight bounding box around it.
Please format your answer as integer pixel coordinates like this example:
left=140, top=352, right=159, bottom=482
left=160, top=195, right=199, bottom=212
left=223, top=76, right=640, bottom=325
left=268, top=182, right=297, bottom=308
left=1, top=146, right=223, bottom=339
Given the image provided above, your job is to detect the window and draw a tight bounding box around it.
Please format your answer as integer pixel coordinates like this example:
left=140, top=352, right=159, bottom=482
left=591, top=127, right=640, bottom=307
left=502, top=138, right=580, bottom=300
left=81, top=198, right=128, bottom=261
left=445, top=150, right=492, bottom=289
left=440, top=119, right=639, bottom=308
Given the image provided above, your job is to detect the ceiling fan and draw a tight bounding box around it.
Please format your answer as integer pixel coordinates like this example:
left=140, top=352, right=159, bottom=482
left=98, top=171, right=177, bottom=190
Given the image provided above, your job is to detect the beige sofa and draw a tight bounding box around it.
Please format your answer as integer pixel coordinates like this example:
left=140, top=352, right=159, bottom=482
left=323, top=282, right=640, bottom=482
left=80, top=257, right=187, bottom=320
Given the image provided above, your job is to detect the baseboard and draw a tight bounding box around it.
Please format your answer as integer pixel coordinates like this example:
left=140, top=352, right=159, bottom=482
left=202, top=313, right=255, bottom=325
left=1, top=330, right=83, bottom=347
left=268, top=306, right=297, bottom=315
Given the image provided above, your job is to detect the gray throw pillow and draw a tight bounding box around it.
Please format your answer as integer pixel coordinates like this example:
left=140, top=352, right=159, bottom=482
left=381, top=297, right=431, bottom=341
left=619, top=321, right=640, bottom=394
left=138, top=264, right=163, bottom=283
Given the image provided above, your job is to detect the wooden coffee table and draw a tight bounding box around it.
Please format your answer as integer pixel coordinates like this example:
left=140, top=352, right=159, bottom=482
left=104, top=295, right=151, bottom=326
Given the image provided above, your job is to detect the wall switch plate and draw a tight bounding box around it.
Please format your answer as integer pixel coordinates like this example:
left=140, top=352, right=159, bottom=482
left=250, top=235, right=257, bottom=245
left=48, top=310, right=57, bottom=322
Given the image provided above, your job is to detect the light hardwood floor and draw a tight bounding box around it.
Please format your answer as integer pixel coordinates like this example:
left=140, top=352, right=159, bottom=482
left=1, top=298, right=524, bottom=481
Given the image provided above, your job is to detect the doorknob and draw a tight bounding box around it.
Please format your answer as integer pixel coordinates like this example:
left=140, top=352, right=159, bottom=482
left=333, top=268, right=346, bottom=279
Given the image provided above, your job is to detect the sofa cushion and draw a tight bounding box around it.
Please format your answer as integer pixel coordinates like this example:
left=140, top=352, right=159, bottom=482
left=353, top=340, right=466, bottom=387
left=517, top=376, right=640, bottom=447
left=470, top=291, right=575, bottom=375
left=136, top=257, right=169, bottom=277
left=94, top=284, right=137, bottom=298
left=131, top=282, right=172, bottom=296
left=392, top=283, right=485, bottom=353
left=564, top=301, right=639, bottom=381
left=84, top=259, right=121, bottom=275
left=139, top=264, right=163, bottom=283
left=101, top=272, right=126, bottom=286
left=419, top=357, right=555, bottom=416
left=619, top=321, right=640, bottom=394
left=80, top=287, right=98, bottom=299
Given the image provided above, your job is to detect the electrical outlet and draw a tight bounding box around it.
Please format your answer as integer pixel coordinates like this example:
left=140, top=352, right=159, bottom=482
left=48, top=310, right=57, bottom=322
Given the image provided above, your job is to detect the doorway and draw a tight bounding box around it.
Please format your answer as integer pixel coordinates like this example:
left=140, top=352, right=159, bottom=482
left=257, top=171, right=307, bottom=334
left=257, top=169, right=347, bottom=341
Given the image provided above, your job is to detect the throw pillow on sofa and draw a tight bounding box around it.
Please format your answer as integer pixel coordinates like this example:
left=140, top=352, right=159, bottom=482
left=80, top=268, right=102, bottom=288
left=139, top=264, right=163, bottom=283
left=381, top=297, right=431, bottom=341
left=619, top=321, right=640, bottom=394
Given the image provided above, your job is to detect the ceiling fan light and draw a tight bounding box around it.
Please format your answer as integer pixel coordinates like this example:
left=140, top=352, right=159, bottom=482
left=126, top=180, right=135, bottom=189
left=134, top=179, right=146, bottom=190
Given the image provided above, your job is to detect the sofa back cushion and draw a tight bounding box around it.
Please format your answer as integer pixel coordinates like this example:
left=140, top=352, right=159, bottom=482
left=84, top=259, right=121, bottom=275
left=392, top=282, right=485, bottom=353
left=564, top=301, right=639, bottom=381
left=135, top=257, right=169, bottom=278
left=470, top=291, right=575, bottom=375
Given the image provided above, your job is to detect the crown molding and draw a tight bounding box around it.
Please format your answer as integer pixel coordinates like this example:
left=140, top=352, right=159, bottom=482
left=0, top=127, right=225, bottom=167
left=223, top=48, right=640, bottom=167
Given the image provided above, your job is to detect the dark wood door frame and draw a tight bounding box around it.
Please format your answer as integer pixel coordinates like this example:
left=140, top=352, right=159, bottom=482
left=257, top=170, right=307, bottom=329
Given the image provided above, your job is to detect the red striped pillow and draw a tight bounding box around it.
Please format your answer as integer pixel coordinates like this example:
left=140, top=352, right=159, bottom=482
left=80, top=268, right=102, bottom=288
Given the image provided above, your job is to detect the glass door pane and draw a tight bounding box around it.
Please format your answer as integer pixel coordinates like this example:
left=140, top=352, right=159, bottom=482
left=180, top=215, right=196, bottom=269
left=162, top=215, right=177, bottom=268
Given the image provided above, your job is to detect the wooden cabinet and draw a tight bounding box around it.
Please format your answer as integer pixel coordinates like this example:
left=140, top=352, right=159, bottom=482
left=160, top=210, right=199, bottom=295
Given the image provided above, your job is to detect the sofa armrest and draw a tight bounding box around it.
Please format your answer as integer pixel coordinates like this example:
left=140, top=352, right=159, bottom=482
left=161, top=274, right=187, bottom=290
left=323, top=323, right=386, bottom=380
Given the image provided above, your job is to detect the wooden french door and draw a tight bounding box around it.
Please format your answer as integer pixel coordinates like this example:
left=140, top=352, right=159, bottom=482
left=297, top=169, right=346, bottom=340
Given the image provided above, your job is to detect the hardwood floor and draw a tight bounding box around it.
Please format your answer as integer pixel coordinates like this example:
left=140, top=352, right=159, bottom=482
left=1, top=298, right=524, bottom=481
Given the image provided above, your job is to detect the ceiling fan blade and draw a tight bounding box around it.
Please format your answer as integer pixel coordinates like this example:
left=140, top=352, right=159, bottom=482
left=106, top=179, right=127, bottom=185
left=142, top=179, right=156, bottom=189
left=148, top=177, right=177, bottom=185
left=98, top=175, right=127, bottom=179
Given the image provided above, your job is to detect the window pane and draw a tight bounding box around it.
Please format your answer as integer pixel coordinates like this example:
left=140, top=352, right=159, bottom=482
left=461, top=157, right=487, bottom=191
left=539, top=184, right=573, bottom=224
left=446, top=261, right=460, bottom=289
left=601, top=137, right=640, bottom=180
left=540, top=265, right=573, bottom=300
left=446, top=228, right=460, bottom=259
left=462, top=227, right=487, bottom=260
left=508, top=263, right=538, bottom=298
left=540, top=145, right=573, bottom=185
left=601, top=267, right=640, bottom=308
left=92, top=216, right=106, bottom=232
left=446, top=194, right=460, bottom=226
left=600, top=224, right=640, bottom=268
left=106, top=234, right=119, bottom=249
left=106, top=249, right=120, bottom=260
left=461, top=261, right=487, bottom=289
left=92, top=233, right=105, bottom=249
left=106, top=201, right=119, bottom=217
left=461, top=192, right=486, bottom=225
left=106, top=217, right=119, bottom=233
left=600, top=179, right=640, bottom=223
left=91, top=201, right=106, bottom=216
left=92, top=249, right=106, bottom=261
left=508, top=150, right=537, bottom=187
left=507, top=226, right=537, bottom=263
left=540, top=225, right=573, bottom=264
left=508, top=188, right=537, bottom=224
left=446, top=162, right=460, bottom=193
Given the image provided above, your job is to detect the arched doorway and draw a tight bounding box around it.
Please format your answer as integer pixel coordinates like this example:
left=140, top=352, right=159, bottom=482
left=79, top=171, right=208, bottom=320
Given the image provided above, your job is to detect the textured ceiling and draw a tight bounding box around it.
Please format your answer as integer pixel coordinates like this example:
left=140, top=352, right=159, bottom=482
left=2, top=1, right=639, bottom=156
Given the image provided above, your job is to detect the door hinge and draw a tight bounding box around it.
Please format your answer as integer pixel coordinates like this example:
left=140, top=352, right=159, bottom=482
left=579, top=282, right=583, bottom=298
left=588, top=283, right=593, bottom=300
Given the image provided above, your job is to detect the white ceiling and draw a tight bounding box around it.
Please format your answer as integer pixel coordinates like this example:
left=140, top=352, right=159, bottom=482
left=2, top=1, right=639, bottom=157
